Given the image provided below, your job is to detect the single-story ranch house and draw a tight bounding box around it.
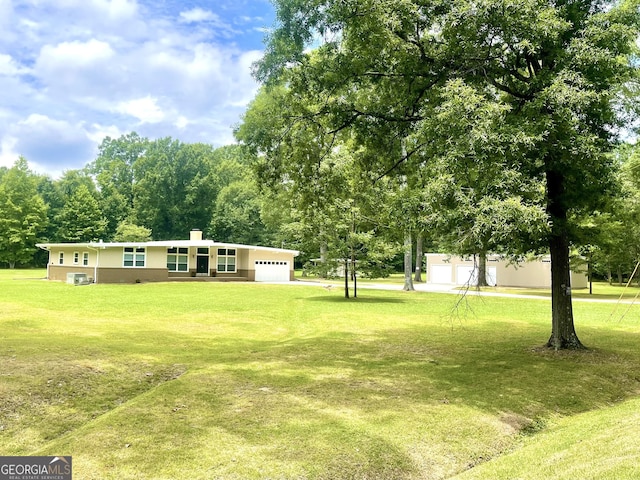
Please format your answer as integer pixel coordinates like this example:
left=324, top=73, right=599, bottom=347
left=425, top=253, right=588, bottom=289
left=37, top=230, right=299, bottom=284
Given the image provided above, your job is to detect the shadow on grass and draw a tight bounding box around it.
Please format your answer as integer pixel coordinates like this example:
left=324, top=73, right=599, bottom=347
left=100, top=322, right=640, bottom=420
left=304, top=295, right=406, bottom=304
left=157, top=326, right=640, bottom=477
left=7, top=321, right=640, bottom=479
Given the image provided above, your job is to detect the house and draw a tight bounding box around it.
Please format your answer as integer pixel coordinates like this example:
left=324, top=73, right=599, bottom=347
left=425, top=253, right=588, bottom=289
left=37, top=230, right=299, bottom=284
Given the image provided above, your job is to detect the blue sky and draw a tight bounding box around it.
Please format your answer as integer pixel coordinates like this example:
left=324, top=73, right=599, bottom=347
left=0, top=0, right=276, bottom=177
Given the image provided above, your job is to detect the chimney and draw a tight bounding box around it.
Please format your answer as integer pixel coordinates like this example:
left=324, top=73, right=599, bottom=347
left=190, top=229, right=203, bottom=241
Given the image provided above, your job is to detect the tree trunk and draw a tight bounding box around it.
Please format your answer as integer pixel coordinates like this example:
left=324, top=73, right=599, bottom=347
left=476, top=251, right=488, bottom=287
left=414, top=234, right=424, bottom=283
left=588, top=254, right=593, bottom=295
left=545, top=168, right=583, bottom=350
left=618, top=265, right=623, bottom=286
left=403, top=231, right=414, bottom=291
left=344, top=256, right=349, bottom=298
left=351, top=250, right=357, bottom=298
left=9, top=261, right=15, bottom=269
left=319, top=242, right=328, bottom=279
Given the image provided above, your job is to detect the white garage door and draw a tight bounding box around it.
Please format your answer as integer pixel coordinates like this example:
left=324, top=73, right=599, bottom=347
left=430, top=265, right=453, bottom=284
left=254, top=260, right=291, bottom=282
left=456, top=266, right=476, bottom=286
left=486, top=267, right=497, bottom=286
left=456, top=266, right=497, bottom=286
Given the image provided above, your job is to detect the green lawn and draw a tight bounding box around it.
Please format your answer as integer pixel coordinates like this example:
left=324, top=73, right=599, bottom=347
left=2, top=270, right=640, bottom=479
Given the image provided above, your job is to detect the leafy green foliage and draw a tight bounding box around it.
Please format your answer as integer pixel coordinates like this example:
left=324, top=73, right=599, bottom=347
left=89, top=132, right=148, bottom=238
left=253, top=0, right=640, bottom=347
left=132, top=139, right=217, bottom=239
left=0, top=158, right=48, bottom=267
left=112, top=221, right=152, bottom=242
left=55, top=184, right=107, bottom=242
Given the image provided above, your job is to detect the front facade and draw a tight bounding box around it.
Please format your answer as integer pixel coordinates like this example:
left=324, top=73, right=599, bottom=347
left=425, top=254, right=588, bottom=289
left=37, top=230, right=299, bottom=284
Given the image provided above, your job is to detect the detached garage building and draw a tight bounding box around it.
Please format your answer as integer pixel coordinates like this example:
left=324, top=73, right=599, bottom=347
left=37, top=230, right=299, bottom=284
left=425, top=253, right=588, bottom=289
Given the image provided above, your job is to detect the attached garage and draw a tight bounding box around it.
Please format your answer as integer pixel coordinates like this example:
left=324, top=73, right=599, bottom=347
left=37, top=230, right=299, bottom=284
left=254, top=260, right=291, bottom=282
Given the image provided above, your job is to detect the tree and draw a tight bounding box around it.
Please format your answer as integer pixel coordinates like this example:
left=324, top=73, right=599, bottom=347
left=56, top=169, right=98, bottom=200
left=133, top=139, right=217, bottom=239
left=257, top=0, right=640, bottom=349
left=585, top=144, right=640, bottom=284
left=56, top=185, right=107, bottom=242
left=237, top=84, right=399, bottom=298
left=206, top=145, right=276, bottom=245
left=113, top=221, right=152, bottom=242
left=89, top=132, right=149, bottom=239
left=36, top=175, right=64, bottom=243
left=0, top=158, right=48, bottom=268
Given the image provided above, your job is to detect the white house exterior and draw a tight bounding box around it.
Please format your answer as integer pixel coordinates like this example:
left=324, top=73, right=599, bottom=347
left=425, top=254, right=588, bottom=289
left=37, top=230, right=299, bottom=284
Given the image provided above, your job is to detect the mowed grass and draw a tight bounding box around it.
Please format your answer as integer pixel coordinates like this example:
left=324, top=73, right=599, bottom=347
left=1, top=270, right=640, bottom=479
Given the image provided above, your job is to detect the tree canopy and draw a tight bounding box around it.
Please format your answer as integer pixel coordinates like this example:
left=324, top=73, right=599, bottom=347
left=249, top=0, right=640, bottom=348
left=0, top=158, right=48, bottom=268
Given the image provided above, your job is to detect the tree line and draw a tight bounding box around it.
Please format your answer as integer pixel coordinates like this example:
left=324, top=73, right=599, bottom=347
left=0, top=134, right=283, bottom=269
left=3, top=127, right=640, bottom=290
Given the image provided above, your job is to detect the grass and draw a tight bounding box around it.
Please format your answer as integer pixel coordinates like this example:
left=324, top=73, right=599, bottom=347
left=1, top=269, right=640, bottom=479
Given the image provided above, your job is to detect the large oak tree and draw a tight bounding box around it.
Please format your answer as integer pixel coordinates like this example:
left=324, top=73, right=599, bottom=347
left=255, top=0, right=640, bottom=348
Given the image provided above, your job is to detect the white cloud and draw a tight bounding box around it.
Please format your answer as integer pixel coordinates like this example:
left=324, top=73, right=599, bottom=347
left=0, top=0, right=11, bottom=23
left=114, top=96, right=165, bottom=124
left=179, top=8, right=219, bottom=24
left=86, top=124, right=122, bottom=144
left=36, top=0, right=138, bottom=22
left=37, top=39, right=115, bottom=68
left=0, top=54, right=28, bottom=76
left=175, top=116, right=189, bottom=130
left=0, top=0, right=276, bottom=176
left=33, top=39, right=119, bottom=98
left=92, top=0, right=138, bottom=20
left=0, top=136, right=19, bottom=169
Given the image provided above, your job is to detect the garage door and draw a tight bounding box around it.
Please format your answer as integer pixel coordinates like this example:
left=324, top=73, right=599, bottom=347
left=429, top=265, right=453, bottom=284
left=456, top=266, right=497, bottom=286
left=254, top=260, right=291, bottom=282
left=456, top=266, right=476, bottom=286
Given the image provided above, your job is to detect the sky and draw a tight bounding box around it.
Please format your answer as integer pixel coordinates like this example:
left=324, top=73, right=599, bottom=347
left=0, top=0, right=276, bottom=177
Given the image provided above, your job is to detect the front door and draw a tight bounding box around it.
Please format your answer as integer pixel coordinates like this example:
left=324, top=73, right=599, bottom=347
left=197, top=255, right=209, bottom=275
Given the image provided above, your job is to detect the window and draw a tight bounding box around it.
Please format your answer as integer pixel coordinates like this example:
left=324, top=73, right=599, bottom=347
left=124, top=247, right=146, bottom=267
left=167, top=247, right=189, bottom=272
left=58, top=252, right=64, bottom=265
left=217, top=248, right=236, bottom=273
left=83, top=252, right=89, bottom=266
left=73, top=252, right=79, bottom=264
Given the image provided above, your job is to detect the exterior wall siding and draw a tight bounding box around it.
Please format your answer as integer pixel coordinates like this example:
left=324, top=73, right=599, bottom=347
left=425, top=254, right=588, bottom=289
left=41, top=241, right=298, bottom=284
left=47, top=265, right=96, bottom=282
left=96, top=268, right=169, bottom=284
